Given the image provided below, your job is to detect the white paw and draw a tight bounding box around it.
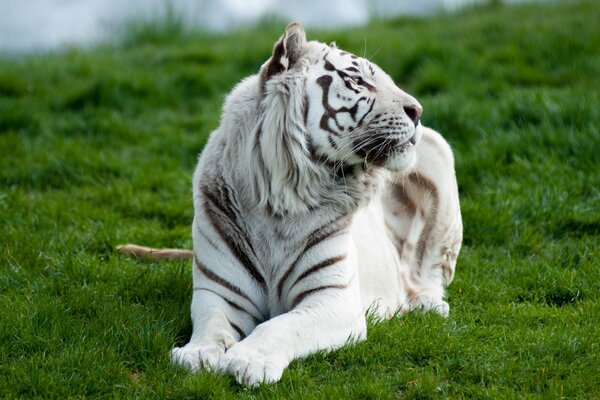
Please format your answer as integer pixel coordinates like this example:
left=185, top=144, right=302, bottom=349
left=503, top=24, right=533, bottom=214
left=219, top=343, right=286, bottom=387
left=411, top=295, right=450, bottom=317
left=171, top=344, right=224, bottom=372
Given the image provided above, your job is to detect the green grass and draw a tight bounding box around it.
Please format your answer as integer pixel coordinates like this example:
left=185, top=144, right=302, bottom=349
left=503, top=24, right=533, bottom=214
left=1, top=1, right=599, bottom=398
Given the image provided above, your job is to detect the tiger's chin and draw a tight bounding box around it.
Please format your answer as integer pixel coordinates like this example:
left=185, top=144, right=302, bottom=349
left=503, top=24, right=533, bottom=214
left=383, top=130, right=421, bottom=172
left=383, top=147, right=417, bottom=172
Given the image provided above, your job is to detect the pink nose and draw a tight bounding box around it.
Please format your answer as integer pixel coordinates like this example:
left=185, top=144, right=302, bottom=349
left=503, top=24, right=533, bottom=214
left=403, top=104, right=422, bottom=126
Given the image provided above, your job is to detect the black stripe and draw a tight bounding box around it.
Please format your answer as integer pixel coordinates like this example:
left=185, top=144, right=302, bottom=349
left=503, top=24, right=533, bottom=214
left=289, top=254, right=347, bottom=290
left=204, top=202, right=265, bottom=287
left=359, top=79, right=376, bottom=92
left=194, top=287, right=262, bottom=325
left=277, top=214, right=352, bottom=298
left=190, top=281, right=251, bottom=338
left=197, top=226, right=223, bottom=254
left=317, top=75, right=339, bottom=137
left=194, top=255, right=261, bottom=312
left=303, top=93, right=309, bottom=127
left=356, top=98, right=375, bottom=127
left=202, top=183, right=237, bottom=222
left=277, top=256, right=300, bottom=300
left=324, top=59, right=336, bottom=71
left=305, top=214, right=352, bottom=254
left=290, top=283, right=348, bottom=309
left=201, top=185, right=267, bottom=289
left=327, top=133, right=338, bottom=149
left=228, top=319, right=246, bottom=339
left=336, top=96, right=368, bottom=122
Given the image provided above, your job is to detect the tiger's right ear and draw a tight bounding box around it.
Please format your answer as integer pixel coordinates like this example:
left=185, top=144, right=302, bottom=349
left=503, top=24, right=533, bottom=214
left=260, top=23, right=307, bottom=87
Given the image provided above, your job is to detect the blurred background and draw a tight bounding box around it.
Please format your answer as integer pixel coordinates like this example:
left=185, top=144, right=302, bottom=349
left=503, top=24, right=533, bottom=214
left=1, top=0, right=550, bottom=53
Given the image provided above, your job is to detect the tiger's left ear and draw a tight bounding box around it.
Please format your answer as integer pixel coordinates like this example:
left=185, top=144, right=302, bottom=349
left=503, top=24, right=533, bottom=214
left=260, top=23, right=307, bottom=86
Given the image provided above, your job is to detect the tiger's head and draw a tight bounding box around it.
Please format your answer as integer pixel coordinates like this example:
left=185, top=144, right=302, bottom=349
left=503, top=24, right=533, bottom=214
left=251, top=23, right=423, bottom=214
left=260, top=23, right=422, bottom=172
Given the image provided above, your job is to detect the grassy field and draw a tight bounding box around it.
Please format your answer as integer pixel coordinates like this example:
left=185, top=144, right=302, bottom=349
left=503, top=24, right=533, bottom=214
left=1, top=1, right=599, bottom=398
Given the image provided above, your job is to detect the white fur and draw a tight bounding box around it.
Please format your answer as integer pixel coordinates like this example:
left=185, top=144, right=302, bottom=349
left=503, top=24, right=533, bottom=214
left=171, top=23, right=462, bottom=386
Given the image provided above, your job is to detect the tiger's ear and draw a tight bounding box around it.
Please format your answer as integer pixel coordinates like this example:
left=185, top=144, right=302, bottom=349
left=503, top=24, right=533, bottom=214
left=260, top=23, right=307, bottom=86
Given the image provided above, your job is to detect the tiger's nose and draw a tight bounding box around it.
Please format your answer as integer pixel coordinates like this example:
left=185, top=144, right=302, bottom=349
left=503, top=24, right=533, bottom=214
left=403, top=103, right=423, bottom=126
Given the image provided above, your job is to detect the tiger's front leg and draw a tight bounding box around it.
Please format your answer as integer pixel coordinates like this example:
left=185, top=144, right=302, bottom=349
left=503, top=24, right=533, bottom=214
left=218, top=249, right=366, bottom=386
left=171, top=217, right=265, bottom=373
left=171, top=287, right=241, bottom=372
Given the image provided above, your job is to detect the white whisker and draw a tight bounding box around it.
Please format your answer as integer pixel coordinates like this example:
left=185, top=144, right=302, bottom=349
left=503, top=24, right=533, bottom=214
left=368, top=45, right=383, bottom=61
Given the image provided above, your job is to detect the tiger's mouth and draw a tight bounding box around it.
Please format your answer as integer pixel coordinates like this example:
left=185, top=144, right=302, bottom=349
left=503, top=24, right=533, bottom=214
left=399, top=133, right=418, bottom=149
left=389, top=134, right=416, bottom=159
left=380, top=129, right=421, bottom=171
left=351, top=130, right=418, bottom=167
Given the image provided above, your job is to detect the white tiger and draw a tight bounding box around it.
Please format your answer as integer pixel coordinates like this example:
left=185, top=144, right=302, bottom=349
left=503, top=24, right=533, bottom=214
left=119, top=23, right=462, bottom=386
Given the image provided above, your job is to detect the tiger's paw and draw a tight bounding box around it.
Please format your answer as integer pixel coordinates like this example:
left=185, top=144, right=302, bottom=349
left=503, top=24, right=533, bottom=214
left=219, top=343, right=286, bottom=387
left=411, top=294, right=450, bottom=318
left=171, top=344, right=224, bottom=372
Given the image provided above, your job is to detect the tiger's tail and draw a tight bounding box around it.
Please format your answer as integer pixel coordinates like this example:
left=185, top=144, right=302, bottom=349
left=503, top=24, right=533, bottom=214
left=116, top=244, right=193, bottom=260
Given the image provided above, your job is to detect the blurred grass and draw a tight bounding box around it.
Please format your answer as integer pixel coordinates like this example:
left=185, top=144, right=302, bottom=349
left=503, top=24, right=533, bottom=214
left=1, top=0, right=599, bottom=398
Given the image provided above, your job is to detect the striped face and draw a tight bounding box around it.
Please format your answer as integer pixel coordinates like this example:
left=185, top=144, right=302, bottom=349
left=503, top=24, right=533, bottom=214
left=304, top=44, right=423, bottom=172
